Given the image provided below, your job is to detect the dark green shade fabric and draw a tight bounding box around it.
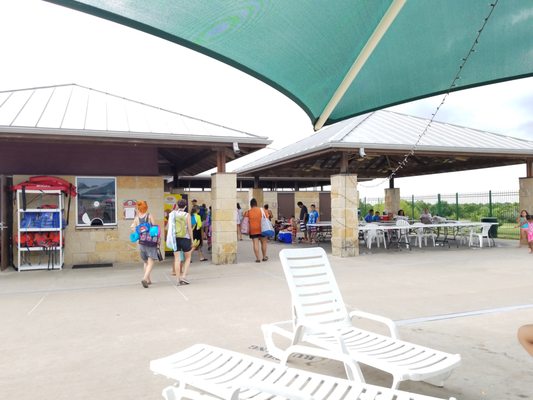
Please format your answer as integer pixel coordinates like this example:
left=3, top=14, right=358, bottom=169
left=45, top=0, right=533, bottom=128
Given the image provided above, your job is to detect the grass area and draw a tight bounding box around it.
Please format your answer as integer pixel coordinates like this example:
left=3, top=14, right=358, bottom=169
left=495, top=222, right=519, bottom=240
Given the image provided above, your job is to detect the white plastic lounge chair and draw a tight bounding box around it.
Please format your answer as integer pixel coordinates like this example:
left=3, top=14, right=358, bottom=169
left=262, top=248, right=461, bottom=389
left=151, top=344, right=457, bottom=400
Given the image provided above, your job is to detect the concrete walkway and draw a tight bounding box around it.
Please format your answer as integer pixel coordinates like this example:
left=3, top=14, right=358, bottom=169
left=1, top=238, right=532, bottom=399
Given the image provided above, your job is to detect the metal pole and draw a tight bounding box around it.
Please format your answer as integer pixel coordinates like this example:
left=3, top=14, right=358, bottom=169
left=456, top=192, right=459, bottom=221
left=411, top=195, right=415, bottom=220
left=314, top=0, right=406, bottom=130
left=489, top=190, right=493, bottom=217
left=437, top=194, right=442, bottom=216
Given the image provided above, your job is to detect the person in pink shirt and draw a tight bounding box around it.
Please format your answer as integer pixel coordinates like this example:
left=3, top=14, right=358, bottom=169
left=527, top=215, right=533, bottom=254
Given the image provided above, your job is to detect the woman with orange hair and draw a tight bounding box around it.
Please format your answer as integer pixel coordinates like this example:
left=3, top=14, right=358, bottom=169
left=131, top=200, right=157, bottom=288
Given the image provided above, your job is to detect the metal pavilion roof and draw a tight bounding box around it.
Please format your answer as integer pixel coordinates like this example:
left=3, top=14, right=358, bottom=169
left=0, top=84, right=268, bottom=145
left=0, top=84, right=270, bottom=176
left=237, top=110, right=533, bottom=179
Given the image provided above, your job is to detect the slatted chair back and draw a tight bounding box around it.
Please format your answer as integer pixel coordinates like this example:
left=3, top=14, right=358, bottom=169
left=395, top=218, right=410, bottom=230
left=279, top=247, right=352, bottom=332
left=152, top=344, right=457, bottom=400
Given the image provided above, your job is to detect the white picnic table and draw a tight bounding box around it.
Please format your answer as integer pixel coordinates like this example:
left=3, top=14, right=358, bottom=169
left=359, top=220, right=497, bottom=249
left=306, top=221, right=332, bottom=242
left=304, top=220, right=497, bottom=248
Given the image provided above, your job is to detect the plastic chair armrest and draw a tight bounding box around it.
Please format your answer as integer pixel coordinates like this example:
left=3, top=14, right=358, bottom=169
left=348, top=310, right=400, bottom=339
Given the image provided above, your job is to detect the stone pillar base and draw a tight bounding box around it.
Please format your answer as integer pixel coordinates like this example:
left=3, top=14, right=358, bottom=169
left=331, top=174, right=359, bottom=257
left=211, top=173, right=237, bottom=264
left=385, top=188, right=400, bottom=215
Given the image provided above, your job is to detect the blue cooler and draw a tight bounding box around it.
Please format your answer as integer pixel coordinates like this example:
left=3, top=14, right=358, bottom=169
left=278, top=232, right=292, bottom=244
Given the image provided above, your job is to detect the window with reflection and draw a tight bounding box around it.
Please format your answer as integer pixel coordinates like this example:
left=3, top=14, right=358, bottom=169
left=76, top=177, right=117, bottom=226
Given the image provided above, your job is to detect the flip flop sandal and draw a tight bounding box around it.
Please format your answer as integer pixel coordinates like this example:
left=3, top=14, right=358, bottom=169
left=255, top=259, right=261, bottom=263
left=262, top=257, right=269, bottom=261
left=179, top=278, right=190, bottom=285
left=200, top=258, right=208, bottom=262
left=141, top=280, right=149, bottom=288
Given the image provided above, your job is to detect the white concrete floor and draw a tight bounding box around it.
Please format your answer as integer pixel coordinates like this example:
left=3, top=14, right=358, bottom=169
left=0, top=238, right=532, bottom=399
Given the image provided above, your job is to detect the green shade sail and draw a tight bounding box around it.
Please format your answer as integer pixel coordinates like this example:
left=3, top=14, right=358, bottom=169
left=46, top=0, right=533, bottom=129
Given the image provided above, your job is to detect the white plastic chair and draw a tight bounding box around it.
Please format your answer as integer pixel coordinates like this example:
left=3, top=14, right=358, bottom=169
left=394, top=219, right=413, bottom=249
left=469, top=223, right=495, bottom=247
left=152, top=344, right=457, bottom=400
left=364, top=223, right=386, bottom=249
left=262, top=248, right=461, bottom=389
left=411, top=223, right=436, bottom=248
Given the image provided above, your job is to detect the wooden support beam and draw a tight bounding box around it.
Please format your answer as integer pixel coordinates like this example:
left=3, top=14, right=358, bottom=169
left=217, top=150, right=226, bottom=173
left=173, top=167, right=179, bottom=189
left=527, top=159, right=533, bottom=178
left=340, top=152, right=349, bottom=173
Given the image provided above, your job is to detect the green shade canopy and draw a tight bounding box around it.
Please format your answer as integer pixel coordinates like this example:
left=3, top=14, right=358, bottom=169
left=46, top=0, right=533, bottom=129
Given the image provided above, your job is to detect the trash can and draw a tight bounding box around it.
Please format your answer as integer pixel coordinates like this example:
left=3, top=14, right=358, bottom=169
left=481, top=217, right=498, bottom=238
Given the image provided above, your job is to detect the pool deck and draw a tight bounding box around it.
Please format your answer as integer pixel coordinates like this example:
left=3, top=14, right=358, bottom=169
left=1, top=238, right=532, bottom=399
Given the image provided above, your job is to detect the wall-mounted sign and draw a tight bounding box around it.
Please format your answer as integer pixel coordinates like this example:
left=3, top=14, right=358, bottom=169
left=123, top=199, right=137, bottom=220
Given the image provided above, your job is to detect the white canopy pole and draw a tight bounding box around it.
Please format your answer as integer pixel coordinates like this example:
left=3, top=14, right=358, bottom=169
left=314, top=0, right=406, bottom=131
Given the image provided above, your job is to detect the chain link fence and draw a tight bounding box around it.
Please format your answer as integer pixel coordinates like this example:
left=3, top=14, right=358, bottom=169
left=360, top=191, right=520, bottom=239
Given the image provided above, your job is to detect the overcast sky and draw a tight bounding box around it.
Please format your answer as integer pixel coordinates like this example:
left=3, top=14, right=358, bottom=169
left=1, top=0, right=532, bottom=198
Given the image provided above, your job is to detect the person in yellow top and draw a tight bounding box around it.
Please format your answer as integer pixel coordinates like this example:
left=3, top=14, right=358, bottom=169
left=166, top=199, right=194, bottom=285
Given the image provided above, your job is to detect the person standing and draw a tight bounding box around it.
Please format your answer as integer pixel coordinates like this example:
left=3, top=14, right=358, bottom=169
left=263, top=204, right=273, bottom=220
left=191, top=206, right=208, bottom=261
left=525, top=214, right=533, bottom=254
left=307, top=204, right=319, bottom=243
left=297, top=201, right=309, bottom=242
left=236, top=203, right=243, bottom=241
left=166, top=199, right=194, bottom=285
left=244, top=198, right=268, bottom=262
left=516, top=209, right=529, bottom=247
left=131, top=200, right=157, bottom=288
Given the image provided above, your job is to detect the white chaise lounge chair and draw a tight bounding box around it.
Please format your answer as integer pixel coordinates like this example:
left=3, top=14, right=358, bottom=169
left=151, top=344, right=457, bottom=400
left=262, top=248, right=461, bottom=389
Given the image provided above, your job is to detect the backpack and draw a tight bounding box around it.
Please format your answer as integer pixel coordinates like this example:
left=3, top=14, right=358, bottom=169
left=174, top=210, right=188, bottom=238
left=137, top=214, right=159, bottom=247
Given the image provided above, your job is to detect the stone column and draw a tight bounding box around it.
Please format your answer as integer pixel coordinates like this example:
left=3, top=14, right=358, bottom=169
left=385, top=188, right=400, bottom=215
left=519, top=178, right=533, bottom=245
left=211, top=173, right=237, bottom=264
left=249, top=188, right=264, bottom=208
left=331, top=174, right=358, bottom=257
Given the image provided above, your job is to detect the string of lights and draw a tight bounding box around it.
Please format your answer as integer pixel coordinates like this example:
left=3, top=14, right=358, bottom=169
left=358, top=0, right=499, bottom=190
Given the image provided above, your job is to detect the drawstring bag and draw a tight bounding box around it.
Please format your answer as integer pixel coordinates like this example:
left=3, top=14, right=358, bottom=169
left=260, top=209, right=275, bottom=238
